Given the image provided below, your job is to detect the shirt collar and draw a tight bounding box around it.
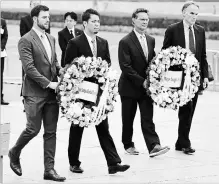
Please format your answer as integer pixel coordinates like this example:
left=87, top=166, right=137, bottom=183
left=183, top=20, right=193, bottom=30
left=67, top=26, right=74, bottom=33
left=134, top=28, right=145, bottom=40
left=84, top=31, right=95, bottom=42
left=32, top=27, right=45, bottom=38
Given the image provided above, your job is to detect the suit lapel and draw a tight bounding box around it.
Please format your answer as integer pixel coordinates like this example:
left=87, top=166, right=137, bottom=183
left=130, top=31, right=147, bottom=62
left=46, top=33, right=54, bottom=64
left=146, top=35, right=151, bottom=62
left=193, top=24, right=200, bottom=57
left=81, top=33, right=93, bottom=56
left=178, top=21, right=186, bottom=48
left=30, top=29, right=50, bottom=64
left=96, top=36, right=102, bottom=57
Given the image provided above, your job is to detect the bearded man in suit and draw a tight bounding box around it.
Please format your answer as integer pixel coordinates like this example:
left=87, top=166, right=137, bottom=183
left=64, top=8, right=130, bottom=175
left=162, top=1, right=209, bottom=155
left=58, top=11, right=83, bottom=67
left=8, top=5, right=65, bottom=182
left=118, top=8, right=170, bottom=157
left=20, top=0, right=50, bottom=37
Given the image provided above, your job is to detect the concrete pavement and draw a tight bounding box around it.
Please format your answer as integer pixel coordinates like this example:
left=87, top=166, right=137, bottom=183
left=1, top=86, right=219, bottom=183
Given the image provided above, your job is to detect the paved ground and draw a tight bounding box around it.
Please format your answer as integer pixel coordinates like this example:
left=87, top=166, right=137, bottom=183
left=1, top=24, right=219, bottom=184
left=1, top=90, right=219, bottom=183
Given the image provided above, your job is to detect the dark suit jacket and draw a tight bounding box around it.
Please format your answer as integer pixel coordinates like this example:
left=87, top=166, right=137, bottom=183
left=64, top=32, right=111, bottom=66
left=18, top=29, right=61, bottom=97
left=118, top=30, right=156, bottom=98
left=58, top=26, right=83, bottom=67
left=1, top=18, right=8, bottom=51
left=20, top=14, right=50, bottom=37
left=162, top=21, right=208, bottom=82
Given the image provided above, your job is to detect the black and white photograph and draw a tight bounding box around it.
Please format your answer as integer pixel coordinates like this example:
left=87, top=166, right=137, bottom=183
left=0, top=0, right=219, bottom=183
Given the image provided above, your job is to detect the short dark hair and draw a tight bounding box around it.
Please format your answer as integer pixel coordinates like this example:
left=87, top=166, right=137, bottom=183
left=82, top=8, right=100, bottom=22
left=64, top=12, right=78, bottom=21
left=132, top=8, right=149, bottom=19
left=30, top=5, right=49, bottom=18
left=182, top=1, right=199, bottom=12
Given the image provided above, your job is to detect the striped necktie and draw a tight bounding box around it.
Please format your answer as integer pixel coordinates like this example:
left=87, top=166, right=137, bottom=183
left=91, top=38, right=97, bottom=57
left=189, top=26, right=196, bottom=54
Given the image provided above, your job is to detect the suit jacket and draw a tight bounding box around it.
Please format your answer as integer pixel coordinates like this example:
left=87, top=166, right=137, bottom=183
left=58, top=26, right=83, bottom=67
left=1, top=18, right=8, bottom=51
left=162, top=21, right=208, bottom=82
left=18, top=29, right=61, bottom=97
left=64, top=32, right=111, bottom=66
left=20, top=14, right=50, bottom=37
left=118, top=30, right=156, bottom=98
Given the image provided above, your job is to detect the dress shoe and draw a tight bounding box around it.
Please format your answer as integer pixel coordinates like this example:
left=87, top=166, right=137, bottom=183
left=1, top=99, right=9, bottom=105
left=70, top=165, right=84, bottom=173
left=125, top=147, right=139, bottom=155
left=44, top=169, right=66, bottom=182
left=176, top=147, right=195, bottom=154
left=8, top=150, right=22, bottom=176
left=149, top=145, right=170, bottom=158
left=108, top=163, right=130, bottom=174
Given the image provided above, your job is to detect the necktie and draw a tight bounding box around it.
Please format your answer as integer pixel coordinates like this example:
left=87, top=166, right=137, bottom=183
left=41, top=34, right=52, bottom=63
left=70, top=30, right=74, bottom=37
left=140, top=35, right=148, bottom=60
left=189, top=26, right=196, bottom=54
left=91, top=38, right=97, bottom=57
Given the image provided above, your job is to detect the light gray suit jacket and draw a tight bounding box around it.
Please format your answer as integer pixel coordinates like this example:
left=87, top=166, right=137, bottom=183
left=18, top=29, right=61, bottom=97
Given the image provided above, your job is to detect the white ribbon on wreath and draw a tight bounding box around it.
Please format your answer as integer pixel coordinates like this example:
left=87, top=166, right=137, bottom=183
left=182, top=55, right=195, bottom=101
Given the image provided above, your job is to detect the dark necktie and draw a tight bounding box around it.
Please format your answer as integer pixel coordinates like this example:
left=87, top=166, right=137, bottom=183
left=70, top=30, right=73, bottom=37
left=189, top=26, right=195, bottom=54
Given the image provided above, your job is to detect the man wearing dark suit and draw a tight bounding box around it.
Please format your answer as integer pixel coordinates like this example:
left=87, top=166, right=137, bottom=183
left=58, top=12, right=83, bottom=67
left=8, top=5, right=65, bottom=182
left=64, top=9, right=130, bottom=175
left=118, top=8, right=170, bottom=157
left=162, top=1, right=209, bottom=155
left=1, top=18, right=9, bottom=105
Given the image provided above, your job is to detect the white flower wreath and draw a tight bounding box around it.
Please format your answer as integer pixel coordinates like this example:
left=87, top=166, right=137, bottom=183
left=147, top=46, right=200, bottom=110
left=57, top=56, right=118, bottom=127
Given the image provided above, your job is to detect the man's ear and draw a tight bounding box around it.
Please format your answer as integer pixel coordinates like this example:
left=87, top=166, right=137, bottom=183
left=32, top=16, right=37, bottom=23
left=132, top=18, right=135, bottom=26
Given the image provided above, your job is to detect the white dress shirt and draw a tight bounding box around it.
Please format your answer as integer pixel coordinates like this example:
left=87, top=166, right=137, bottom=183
left=32, top=27, right=52, bottom=62
left=84, top=31, right=97, bottom=56
left=183, top=20, right=196, bottom=52
left=134, top=28, right=148, bottom=59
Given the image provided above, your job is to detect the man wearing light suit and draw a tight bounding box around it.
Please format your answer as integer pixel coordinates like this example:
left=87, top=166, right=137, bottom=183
left=8, top=5, right=65, bottom=182
left=118, top=8, right=169, bottom=157
left=162, top=1, right=209, bottom=155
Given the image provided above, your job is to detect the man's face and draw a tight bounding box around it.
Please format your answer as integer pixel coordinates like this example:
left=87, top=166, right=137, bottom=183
left=183, top=4, right=199, bottom=26
left=65, top=15, right=76, bottom=30
left=132, top=12, right=149, bottom=32
left=34, top=11, right=50, bottom=30
left=84, top=14, right=100, bottom=34
left=30, top=0, right=40, bottom=9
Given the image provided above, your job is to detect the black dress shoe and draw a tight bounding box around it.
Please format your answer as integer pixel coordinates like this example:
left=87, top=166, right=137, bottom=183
left=175, top=147, right=195, bottom=154
left=108, top=163, right=130, bottom=174
left=70, top=165, right=84, bottom=173
left=8, top=150, right=22, bottom=176
left=1, top=99, right=9, bottom=105
left=44, top=169, right=66, bottom=182
left=182, top=147, right=195, bottom=154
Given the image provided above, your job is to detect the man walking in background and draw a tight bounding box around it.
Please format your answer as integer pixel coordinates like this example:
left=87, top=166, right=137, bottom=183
left=8, top=5, right=65, bottom=182
left=58, top=11, right=83, bottom=67
left=1, top=18, right=9, bottom=105
left=118, top=8, right=170, bottom=157
left=162, top=1, right=209, bottom=155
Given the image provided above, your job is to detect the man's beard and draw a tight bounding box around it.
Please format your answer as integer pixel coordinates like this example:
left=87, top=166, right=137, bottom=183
left=37, top=19, right=49, bottom=30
